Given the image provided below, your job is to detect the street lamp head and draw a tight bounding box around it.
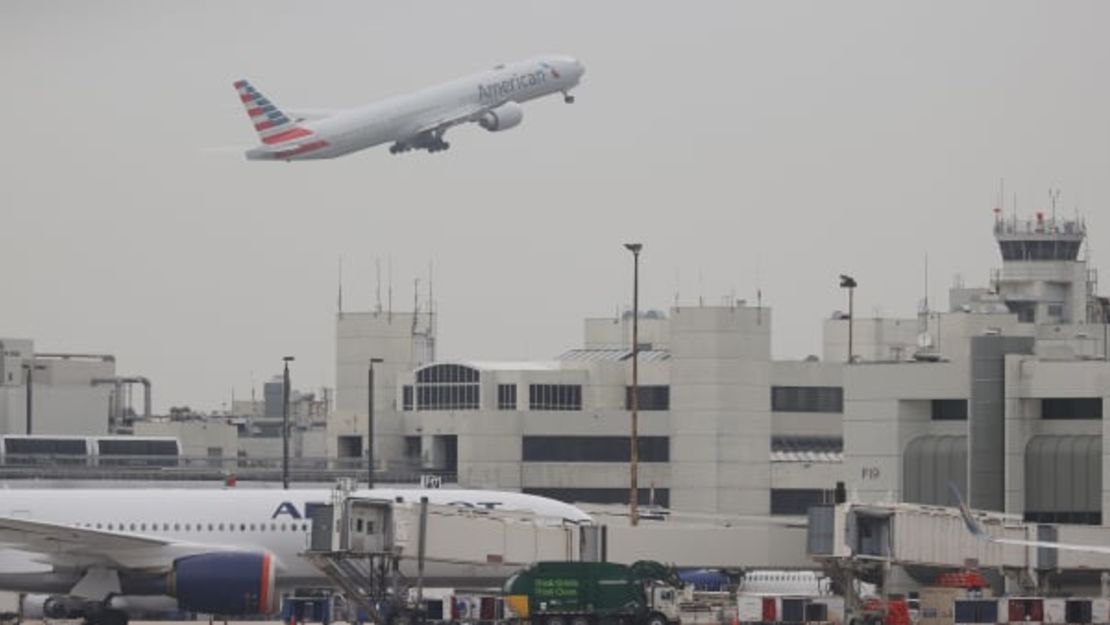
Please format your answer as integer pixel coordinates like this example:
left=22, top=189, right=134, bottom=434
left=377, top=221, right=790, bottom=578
left=839, top=274, right=857, bottom=288
left=624, top=243, right=643, bottom=255
left=282, top=356, right=295, bottom=363
left=370, top=358, right=384, bottom=364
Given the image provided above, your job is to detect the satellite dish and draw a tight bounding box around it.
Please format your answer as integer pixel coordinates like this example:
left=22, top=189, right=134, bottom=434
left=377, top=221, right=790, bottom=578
left=916, top=332, right=934, bottom=349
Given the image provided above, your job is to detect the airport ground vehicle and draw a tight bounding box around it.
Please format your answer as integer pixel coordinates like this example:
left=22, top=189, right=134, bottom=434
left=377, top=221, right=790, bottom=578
left=504, top=561, right=685, bottom=625
left=736, top=595, right=843, bottom=625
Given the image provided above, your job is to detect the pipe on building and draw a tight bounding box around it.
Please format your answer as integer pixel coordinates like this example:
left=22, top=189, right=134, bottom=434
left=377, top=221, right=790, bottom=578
left=37, top=353, right=116, bottom=362
left=91, top=376, right=152, bottom=422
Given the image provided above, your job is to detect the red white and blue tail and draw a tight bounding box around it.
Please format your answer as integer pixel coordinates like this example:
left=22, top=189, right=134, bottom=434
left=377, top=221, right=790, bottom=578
left=234, top=79, right=313, bottom=145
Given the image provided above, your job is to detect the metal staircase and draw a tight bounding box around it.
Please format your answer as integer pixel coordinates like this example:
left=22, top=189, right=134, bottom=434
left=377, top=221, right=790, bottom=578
left=302, top=551, right=409, bottom=625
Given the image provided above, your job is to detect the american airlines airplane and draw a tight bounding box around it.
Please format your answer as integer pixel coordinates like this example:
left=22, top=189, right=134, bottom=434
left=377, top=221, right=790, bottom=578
left=235, top=54, right=585, bottom=160
left=0, top=487, right=590, bottom=625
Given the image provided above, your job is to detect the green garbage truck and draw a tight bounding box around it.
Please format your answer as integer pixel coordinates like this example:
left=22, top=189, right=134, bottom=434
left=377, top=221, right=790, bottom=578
left=503, top=561, right=685, bottom=625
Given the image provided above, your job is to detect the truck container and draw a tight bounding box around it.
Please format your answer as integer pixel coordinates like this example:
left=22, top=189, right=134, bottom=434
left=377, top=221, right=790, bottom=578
left=920, top=587, right=962, bottom=625
left=736, top=596, right=765, bottom=623
left=1090, top=598, right=1109, bottom=624
left=1044, top=599, right=1066, bottom=624
left=1008, top=598, right=1044, bottom=624
left=954, top=599, right=998, bottom=625
left=1064, top=600, right=1092, bottom=624
left=781, top=598, right=807, bottom=623
left=805, top=602, right=829, bottom=622
left=504, top=561, right=683, bottom=625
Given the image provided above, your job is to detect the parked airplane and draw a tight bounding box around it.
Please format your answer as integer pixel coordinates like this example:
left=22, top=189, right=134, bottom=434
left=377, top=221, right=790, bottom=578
left=235, top=54, right=585, bottom=160
left=0, top=487, right=591, bottom=625
left=951, top=483, right=1110, bottom=554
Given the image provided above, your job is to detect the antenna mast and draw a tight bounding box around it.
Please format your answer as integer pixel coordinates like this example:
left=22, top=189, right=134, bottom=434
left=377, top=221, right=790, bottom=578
left=673, top=267, right=680, bottom=307
left=375, top=257, right=383, bottom=313
left=412, top=278, right=420, bottom=335
left=755, top=255, right=762, bottom=325
left=924, top=252, right=929, bottom=314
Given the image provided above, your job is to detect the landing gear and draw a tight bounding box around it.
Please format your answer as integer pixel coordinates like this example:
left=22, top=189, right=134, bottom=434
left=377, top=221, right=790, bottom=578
left=389, top=136, right=450, bottom=154
left=563, top=91, right=575, bottom=104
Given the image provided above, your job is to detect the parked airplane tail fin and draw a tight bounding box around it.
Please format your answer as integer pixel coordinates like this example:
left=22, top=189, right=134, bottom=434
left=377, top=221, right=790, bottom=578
left=233, top=79, right=313, bottom=145
left=948, top=482, right=987, bottom=540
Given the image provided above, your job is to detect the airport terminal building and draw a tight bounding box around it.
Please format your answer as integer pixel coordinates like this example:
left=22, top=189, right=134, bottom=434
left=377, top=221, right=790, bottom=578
left=330, top=213, right=1110, bottom=524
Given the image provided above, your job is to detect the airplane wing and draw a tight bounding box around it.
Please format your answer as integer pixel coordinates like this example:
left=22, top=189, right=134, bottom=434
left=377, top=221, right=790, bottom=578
left=0, top=516, right=216, bottom=569
left=948, top=483, right=1110, bottom=555
left=408, top=104, right=492, bottom=141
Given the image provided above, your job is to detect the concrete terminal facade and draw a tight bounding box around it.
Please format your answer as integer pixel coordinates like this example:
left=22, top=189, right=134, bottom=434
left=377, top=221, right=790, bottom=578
left=331, top=212, right=1110, bottom=529
left=0, top=339, right=118, bottom=436
left=329, top=304, right=851, bottom=516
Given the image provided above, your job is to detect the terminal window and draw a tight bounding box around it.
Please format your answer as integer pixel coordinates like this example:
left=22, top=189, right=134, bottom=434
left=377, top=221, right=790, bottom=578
left=497, top=384, right=517, bottom=410
left=1025, top=511, right=1101, bottom=525
left=625, top=385, right=670, bottom=411
left=522, top=436, right=669, bottom=462
left=931, top=399, right=968, bottom=420
left=412, top=364, right=480, bottom=411
left=771, top=386, right=844, bottom=413
left=1042, top=398, right=1103, bottom=420
left=528, top=384, right=582, bottom=410
left=770, top=488, right=836, bottom=515
left=403, top=436, right=421, bottom=461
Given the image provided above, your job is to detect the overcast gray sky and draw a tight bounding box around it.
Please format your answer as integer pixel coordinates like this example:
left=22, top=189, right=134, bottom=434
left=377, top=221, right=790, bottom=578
left=2, top=1, right=1109, bottom=412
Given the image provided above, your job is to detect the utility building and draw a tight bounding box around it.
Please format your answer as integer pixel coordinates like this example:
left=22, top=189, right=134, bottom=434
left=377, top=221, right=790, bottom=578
left=0, top=339, right=119, bottom=436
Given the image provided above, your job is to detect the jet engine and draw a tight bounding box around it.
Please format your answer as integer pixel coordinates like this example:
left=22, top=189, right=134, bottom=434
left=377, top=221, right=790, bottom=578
left=38, top=595, right=86, bottom=619
left=168, top=551, right=277, bottom=615
left=479, top=102, right=523, bottom=131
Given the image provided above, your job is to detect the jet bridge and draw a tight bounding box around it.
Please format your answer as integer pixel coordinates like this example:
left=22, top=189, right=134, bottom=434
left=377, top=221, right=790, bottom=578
left=302, top=482, right=594, bottom=624
left=807, top=501, right=1110, bottom=605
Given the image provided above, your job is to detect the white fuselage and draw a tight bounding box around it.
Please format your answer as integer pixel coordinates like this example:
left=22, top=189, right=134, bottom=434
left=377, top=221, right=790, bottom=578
left=0, top=487, right=590, bottom=593
left=246, top=55, right=584, bottom=160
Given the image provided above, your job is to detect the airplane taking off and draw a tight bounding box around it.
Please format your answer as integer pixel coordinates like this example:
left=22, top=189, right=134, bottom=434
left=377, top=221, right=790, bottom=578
left=235, top=55, right=585, bottom=160
left=0, top=487, right=590, bottom=625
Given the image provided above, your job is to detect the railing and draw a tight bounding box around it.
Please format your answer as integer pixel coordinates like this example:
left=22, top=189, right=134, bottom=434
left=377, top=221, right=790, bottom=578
left=994, top=216, right=1086, bottom=237
left=0, top=454, right=457, bottom=484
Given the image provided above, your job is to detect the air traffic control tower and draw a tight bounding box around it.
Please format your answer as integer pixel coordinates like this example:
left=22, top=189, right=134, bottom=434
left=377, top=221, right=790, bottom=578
left=990, top=210, right=1099, bottom=326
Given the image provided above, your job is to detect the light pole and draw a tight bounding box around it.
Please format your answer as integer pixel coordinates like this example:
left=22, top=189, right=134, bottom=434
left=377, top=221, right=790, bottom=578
left=624, top=242, right=643, bottom=526
left=21, top=363, right=44, bottom=435
left=1100, top=297, right=1110, bottom=361
left=368, top=357, right=383, bottom=488
left=282, top=356, right=295, bottom=490
left=839, top=274, right=857, bottom=364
